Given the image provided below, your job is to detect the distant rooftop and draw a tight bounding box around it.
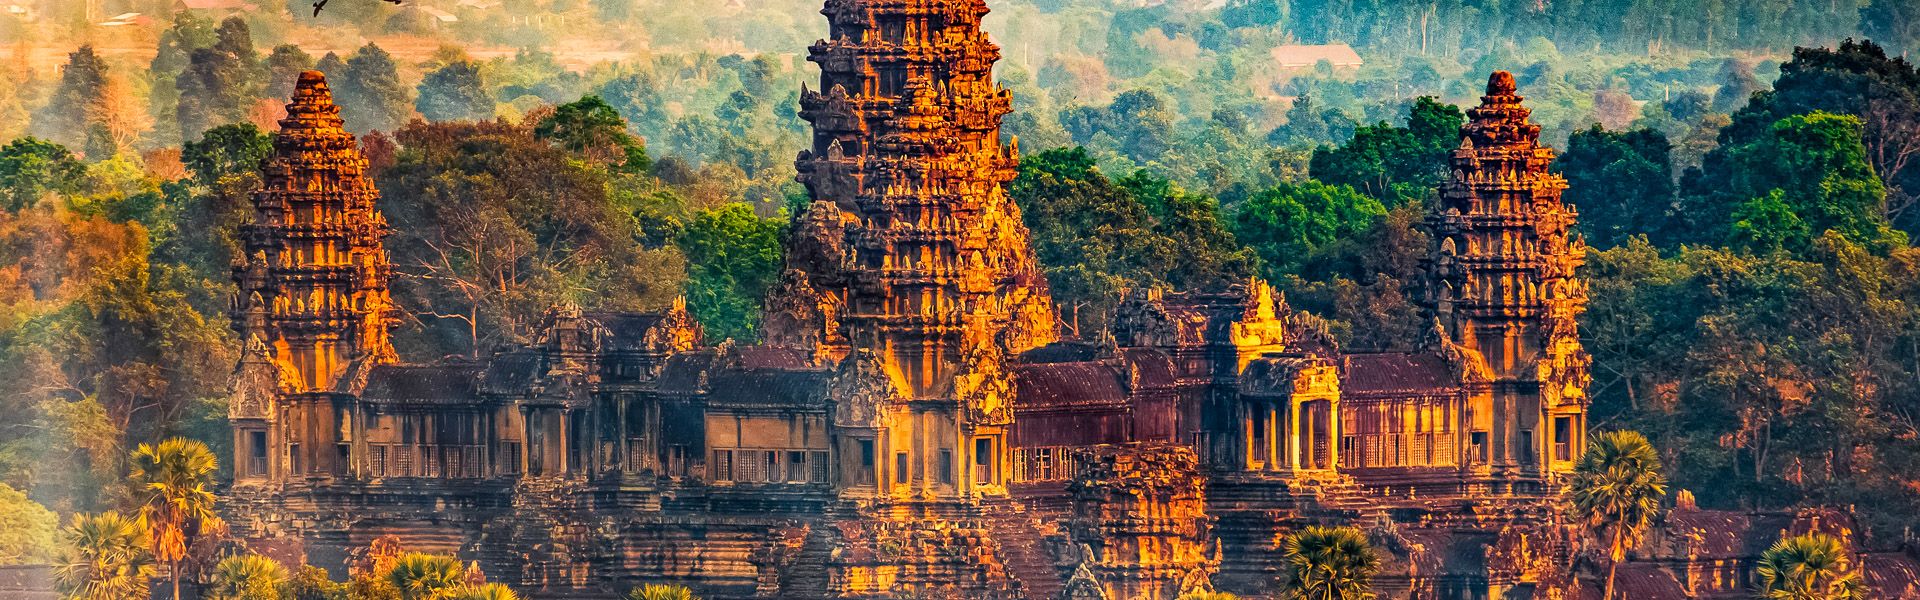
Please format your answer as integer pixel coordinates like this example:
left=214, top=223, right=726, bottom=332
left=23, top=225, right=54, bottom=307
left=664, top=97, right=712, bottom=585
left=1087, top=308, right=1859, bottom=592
left=1271, top=44, right=1365, bottom=69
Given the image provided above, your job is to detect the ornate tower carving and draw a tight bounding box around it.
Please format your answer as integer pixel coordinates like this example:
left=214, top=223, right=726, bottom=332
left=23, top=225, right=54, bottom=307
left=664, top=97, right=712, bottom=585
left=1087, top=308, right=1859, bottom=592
left=1424, top=72, right=1590, bottom=483
left=232, top=71, right=398, bottom=394
left=789, top=0, right=1058, bottom=501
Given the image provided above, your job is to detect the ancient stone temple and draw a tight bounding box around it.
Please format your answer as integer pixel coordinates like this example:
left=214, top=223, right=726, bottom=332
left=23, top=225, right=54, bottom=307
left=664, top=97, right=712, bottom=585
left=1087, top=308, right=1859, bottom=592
left=226, top=13, right=1605, bottom=600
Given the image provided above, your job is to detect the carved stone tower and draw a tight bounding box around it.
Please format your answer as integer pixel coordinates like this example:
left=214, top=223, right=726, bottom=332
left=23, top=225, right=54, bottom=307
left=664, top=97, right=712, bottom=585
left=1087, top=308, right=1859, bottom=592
left=229, top=71, right=397, bottom=483
left=783, top=0, right=1058, bottom=502
left=1424, top=72, right=1590, bottom=488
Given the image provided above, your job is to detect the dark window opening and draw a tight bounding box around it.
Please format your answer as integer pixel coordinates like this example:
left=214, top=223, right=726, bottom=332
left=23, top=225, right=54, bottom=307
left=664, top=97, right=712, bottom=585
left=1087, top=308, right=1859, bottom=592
left=248, top=431, right=268, bottom=477
left=1554, top=417, right=1574, bottom=462
left=856, top=439, right=876, bottom=486
left=973, top=438, right=994, bottom=484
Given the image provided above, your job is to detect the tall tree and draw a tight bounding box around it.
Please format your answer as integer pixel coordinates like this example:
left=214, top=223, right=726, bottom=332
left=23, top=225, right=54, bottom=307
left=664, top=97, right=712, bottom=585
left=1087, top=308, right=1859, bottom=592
left=1566, top=430, right=1667, bottom=600
left=1308, top=97, right=1461, bottom=205
left=30, top=45, right=109, bottom=150
left=1232, top=180, right=1386, bottom=278
left=0, top=138, right=86, bottom=210
left=1691, top=111, right=1906, bottom=253
left=264, top=45, right=316, bottom=101
left=1863, top=0, right=1920, bottom=58
left=175, top=17, right=264, bottom=143
left=1010, top=147, right=1253, bottom=336
left=128, top=438, right=224, bottom=600
left=416, top=62, right=493, bottom=122
left=334, top=44, right=413, bottom=135
left=378, top=120, right=682, bottom=356
left=1280, top=525, right=1378, bottom=600
left=677, top=203, right=784, bottom=343
left=1555, top=125, right=1677, bottom=249
left=53, top=511, right=153, bottom=600
left=534, top=95, right=650, bottom=172
left=1756, top=533, right=1868, bottom=600
left=148, top=12, right=219, bottom=147
left=1723, top=41, right=1920, bottom=232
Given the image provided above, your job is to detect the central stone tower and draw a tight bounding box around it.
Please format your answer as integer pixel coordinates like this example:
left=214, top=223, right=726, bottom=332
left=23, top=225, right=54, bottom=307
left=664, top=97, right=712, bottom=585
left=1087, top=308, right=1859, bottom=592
left=780, top=0, right=1058, bottom=503
left=1424, top=72, right=1590, bottom=490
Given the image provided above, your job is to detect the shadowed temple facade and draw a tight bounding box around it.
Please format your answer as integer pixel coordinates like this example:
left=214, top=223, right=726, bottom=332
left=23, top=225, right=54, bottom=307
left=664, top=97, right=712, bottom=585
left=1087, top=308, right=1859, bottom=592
left=224, top=2, right=1609, bottom=598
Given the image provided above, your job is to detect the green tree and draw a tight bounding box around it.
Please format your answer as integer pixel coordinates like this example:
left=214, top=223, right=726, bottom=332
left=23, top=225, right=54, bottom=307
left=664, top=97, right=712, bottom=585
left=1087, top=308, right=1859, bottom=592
left=379, top=120, right=683, bottom=356
left=175, top=17, right=264, bottom=143
left=53, top=511, right=153, bottom=600
left=1308, top=97, right=1461, bottom=204
left=1010, top=148, right=1253, bottom=335
left=386, top=553, right=464, bottom=600
left=678, top=203, right=785, bottom=342
left=265, top=45, right=317, bottom=100
left=335, top=44, right=414, bottom=134
left=0, top=482, right=58, bottom=565
left=148, top=12, right=219, bottom=146
left=417, top=62, right=493, bottom=122
left=0, top=137, right=86, bottom=210
left=535, top=95, right=650, bottom=172
left=31, top=45, right=109, bottom=150
left=627, top=584, right=698, bottom=600
left=1280, top=525, right=1378, bottom=600
left=1755, top=533, right=1868, bottom=600
left=129, top=438, right=225, bottom=600
left=1566, top=430, right=1667, bottom=600
left=1693, top=111, right=1906, bottom=253
left=1720, top=41, right=1920, bottom=233
left=205, top=553, right=288, bottom=600
left=1555, top=125, right=1676, bottom=248
left=1233, top=181, right=1386, bottom=278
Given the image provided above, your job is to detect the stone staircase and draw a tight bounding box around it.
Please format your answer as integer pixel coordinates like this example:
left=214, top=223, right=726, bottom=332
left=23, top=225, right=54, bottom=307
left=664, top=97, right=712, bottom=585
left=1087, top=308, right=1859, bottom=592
left=777, top=523, right=836, bottom=599
left=983, top=503, right=1069, bottom=600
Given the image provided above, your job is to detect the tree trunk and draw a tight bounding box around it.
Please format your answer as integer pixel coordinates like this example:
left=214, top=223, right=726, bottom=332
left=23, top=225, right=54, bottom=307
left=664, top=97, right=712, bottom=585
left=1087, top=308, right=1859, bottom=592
left=172, top=558, right=181, bottom=600
left=1604, top=525, right=1625, bottom=600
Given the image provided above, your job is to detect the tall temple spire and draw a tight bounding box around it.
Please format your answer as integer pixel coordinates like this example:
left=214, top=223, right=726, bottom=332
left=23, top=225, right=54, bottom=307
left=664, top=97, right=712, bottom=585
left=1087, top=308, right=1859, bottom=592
left=779, top=0, right=1057, bottom=502
left=233, top=71, right=397, bottom=393
left=1424, top=71, right=1590, bottom=482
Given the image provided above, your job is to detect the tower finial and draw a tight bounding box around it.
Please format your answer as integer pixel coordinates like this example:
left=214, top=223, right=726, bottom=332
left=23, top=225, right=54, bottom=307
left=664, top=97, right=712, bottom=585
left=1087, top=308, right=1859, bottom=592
left=1487, top=71, right=1517, bottom=96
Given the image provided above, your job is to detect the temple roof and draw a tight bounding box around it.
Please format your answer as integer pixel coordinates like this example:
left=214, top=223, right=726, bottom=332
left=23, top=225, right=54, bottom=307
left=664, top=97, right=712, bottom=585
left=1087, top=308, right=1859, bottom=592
left=1339, top=352, right=1458, bottom=397
left=362, top=365, right=483, bottom=404
left=1012, top=361, right=1129, bottom=411
left=1863, top=552, right=1920, bottom=599
left=705, top=367, right=833, bottom=408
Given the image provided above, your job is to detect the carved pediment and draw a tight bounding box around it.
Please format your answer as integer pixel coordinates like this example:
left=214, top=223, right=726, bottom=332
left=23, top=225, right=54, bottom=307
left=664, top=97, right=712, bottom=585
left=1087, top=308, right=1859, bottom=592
left=829, top=349, right=907, bottom=429
left=230, top=336, right=295, bottom=420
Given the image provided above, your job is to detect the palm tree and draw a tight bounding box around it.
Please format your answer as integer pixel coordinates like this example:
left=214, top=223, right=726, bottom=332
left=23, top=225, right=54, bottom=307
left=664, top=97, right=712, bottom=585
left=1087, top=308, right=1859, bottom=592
left=53, top=511, right=155, bottom=600
left=205, top=553, right=288, bottom=600
left=1281, top=525, right=1378, bottom=600
left=1756, top=533, right=1868, bottom=600
left=447, top=582, right=521, bottom=600
left=387, top=552, right=466, bottom=600
left=129, top=437, right=226, bottom=600
left=628, top=583, right=700, bottom=600
left=1565, top=430, right=1668, bottom=600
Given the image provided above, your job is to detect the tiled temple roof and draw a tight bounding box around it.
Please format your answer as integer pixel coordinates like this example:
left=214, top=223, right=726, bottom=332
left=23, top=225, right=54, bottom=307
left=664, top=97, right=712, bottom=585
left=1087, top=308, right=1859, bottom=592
left=705, top=368, right=832, bottom=408
left=1340, top=352, right=1458, bottom=397
left=1012, top=361, right=1129, bottom=410
left=1862, top=552, right=1920, bottom=599
left=363, top=365, right=482, bottom=404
